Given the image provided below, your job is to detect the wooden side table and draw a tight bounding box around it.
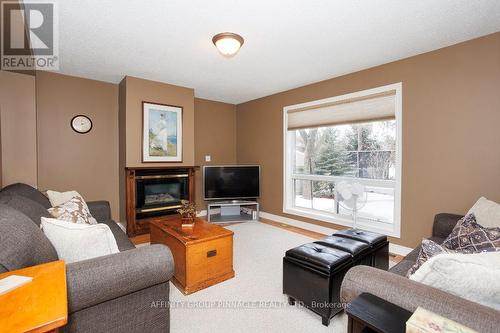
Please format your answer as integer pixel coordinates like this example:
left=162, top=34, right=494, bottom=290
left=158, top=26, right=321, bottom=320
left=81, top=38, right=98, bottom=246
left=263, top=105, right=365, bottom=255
left=0, top=260, right=68, bottom=333
left=346, top=293, right=413, bottom=333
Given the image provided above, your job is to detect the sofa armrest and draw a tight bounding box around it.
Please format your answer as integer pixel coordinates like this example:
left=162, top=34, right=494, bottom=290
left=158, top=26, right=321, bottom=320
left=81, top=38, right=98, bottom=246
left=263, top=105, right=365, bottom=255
left=341, top=266, right=499, bottom=333
left=87, top=200, right=111, bottom=222
left=66, top=244, right=174, bottom=313
left=431, top=213, right=463, bottom=239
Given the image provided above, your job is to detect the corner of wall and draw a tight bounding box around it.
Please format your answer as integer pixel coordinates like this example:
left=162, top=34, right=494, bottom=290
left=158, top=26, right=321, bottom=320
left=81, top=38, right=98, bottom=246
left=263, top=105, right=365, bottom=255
left=118, top=78, right=127, bottom=222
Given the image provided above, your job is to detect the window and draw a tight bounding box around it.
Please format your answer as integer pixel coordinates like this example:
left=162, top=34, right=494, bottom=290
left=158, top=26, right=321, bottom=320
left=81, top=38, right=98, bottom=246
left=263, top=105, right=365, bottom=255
left=283, top=83, right=402, bottom=237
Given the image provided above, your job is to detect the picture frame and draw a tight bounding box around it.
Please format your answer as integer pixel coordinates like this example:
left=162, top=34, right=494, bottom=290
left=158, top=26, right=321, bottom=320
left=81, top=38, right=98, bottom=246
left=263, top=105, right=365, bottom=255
left=142, top=101, right=183, bottom=162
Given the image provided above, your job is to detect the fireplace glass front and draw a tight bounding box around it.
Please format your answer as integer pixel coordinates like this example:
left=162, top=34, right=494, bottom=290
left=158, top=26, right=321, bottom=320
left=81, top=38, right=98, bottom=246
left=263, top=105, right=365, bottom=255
left=135, top=171, right=189, bottom=219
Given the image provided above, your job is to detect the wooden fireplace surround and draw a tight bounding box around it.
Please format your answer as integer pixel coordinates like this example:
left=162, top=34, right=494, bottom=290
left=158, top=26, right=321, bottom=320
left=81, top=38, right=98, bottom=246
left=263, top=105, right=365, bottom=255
left=125, top=166, right=197, bottom=237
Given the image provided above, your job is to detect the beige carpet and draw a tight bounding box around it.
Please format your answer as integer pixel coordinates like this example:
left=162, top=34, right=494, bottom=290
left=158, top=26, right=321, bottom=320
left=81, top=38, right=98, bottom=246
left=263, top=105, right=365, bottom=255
left=169, top=222, right=347, bottom=333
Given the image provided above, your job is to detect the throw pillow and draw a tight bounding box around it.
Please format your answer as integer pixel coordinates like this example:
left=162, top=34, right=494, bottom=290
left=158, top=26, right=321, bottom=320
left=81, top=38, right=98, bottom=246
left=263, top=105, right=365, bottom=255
left=41, top=217, right=119, bottom=263
left=442, top=213, right=500, bottom=252
left=46, top=190, right=84, bottom=207
left=410, top=251, right=500, bottom=310
left=48, top=196, right=98, bottom=225
left=468, top=197, right=500, bottom=228
left=406, top=239, right=456, bottom=277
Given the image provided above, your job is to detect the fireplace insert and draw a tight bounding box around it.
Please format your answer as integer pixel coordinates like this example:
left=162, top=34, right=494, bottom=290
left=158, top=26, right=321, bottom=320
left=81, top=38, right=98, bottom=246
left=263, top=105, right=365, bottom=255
left=135, top=169, right=190, bottom=219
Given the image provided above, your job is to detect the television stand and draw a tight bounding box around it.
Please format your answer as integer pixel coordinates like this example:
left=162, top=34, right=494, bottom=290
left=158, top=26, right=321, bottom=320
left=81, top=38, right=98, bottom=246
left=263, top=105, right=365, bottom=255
left=206, top=200, right=259, bottom=224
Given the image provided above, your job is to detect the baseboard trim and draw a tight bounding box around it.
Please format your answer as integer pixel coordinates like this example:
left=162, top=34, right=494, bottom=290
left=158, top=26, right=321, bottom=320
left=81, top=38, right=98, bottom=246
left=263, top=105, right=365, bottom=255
left=117, top=222, right=126, bottom=233
left=259, top=211, right=337, bottom=235
left=259, top=211, right=413, bottom=257
left=388, top=243, right=413, bottom=256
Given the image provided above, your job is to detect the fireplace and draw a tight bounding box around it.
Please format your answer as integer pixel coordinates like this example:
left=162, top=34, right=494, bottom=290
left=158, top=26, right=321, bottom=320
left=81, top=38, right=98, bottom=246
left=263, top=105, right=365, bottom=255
left=135, top=170, right=190, bottom=219
left=125, top=167, right=196, bottom=236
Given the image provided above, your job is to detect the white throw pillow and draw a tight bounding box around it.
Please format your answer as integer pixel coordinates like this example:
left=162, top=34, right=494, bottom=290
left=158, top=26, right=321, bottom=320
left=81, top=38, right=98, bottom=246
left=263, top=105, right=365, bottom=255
left=41, top=217, right=119, bottom=263
left=468, top=197, right=500, bottom=228
left=46, top=190, right=83, bottom=207
left=410, top=252, right=500, bottom=310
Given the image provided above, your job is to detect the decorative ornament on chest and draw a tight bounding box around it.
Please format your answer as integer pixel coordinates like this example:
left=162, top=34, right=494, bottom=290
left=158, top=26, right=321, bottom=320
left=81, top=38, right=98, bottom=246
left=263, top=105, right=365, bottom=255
left=177, top=200, right=197, bottom=228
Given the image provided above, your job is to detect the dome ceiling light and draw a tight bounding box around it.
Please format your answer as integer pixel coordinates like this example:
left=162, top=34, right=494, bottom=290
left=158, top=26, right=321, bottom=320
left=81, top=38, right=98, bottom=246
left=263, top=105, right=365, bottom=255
left=212, top=32, right=244, bottom=57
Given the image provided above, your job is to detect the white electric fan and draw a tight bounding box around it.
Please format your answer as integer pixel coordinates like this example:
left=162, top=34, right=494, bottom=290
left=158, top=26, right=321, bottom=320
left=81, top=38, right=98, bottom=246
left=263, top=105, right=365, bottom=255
left=335, top=181, right=367, bottom=232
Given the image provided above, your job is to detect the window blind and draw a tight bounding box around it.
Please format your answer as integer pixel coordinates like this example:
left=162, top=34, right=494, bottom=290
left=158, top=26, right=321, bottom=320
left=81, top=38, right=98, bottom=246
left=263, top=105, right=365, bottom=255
left=287, top=90, right=396, bottom=130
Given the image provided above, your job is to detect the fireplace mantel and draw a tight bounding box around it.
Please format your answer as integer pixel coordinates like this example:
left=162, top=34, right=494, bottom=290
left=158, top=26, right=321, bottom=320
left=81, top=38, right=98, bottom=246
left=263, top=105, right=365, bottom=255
left=125, top=166, right=199, bottom=170
left=125, top=166, right=198, bottom=236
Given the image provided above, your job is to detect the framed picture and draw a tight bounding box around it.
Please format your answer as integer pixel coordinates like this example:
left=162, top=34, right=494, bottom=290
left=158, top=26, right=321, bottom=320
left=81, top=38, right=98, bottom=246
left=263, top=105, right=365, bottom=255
left=142, top=102, right=183, bottom=162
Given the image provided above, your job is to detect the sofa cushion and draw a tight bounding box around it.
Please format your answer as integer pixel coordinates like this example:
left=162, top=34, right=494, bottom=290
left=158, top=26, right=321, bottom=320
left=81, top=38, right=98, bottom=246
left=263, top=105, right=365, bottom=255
left=402, top=245, right=422, bottom=263
left=432, top=213, right=464, bottom=240
left=0, top=183, right=51, bottom=208
left=0, top=193, right=51, bottom=226
left=389, top=259, right=415, bottom=276
left=86, top=201, right=111, bottom=222
left=100, top=220, right=135, bottom=251
left=0, top=204, right=58, bottom=271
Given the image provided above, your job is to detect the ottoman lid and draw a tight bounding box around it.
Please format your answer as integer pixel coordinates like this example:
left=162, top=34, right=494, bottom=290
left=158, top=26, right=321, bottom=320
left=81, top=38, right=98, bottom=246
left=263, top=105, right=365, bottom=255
left=285, top=243, right=352, bottom=274
left=315, top=236, right=370, bottom=256
left=334, top=229, right=387, bottom=247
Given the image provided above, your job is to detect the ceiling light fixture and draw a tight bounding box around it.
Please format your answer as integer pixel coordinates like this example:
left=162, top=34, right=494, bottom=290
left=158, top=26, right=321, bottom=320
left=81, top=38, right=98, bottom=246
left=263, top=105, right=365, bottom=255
left=212, top=32, right=244, bottom=57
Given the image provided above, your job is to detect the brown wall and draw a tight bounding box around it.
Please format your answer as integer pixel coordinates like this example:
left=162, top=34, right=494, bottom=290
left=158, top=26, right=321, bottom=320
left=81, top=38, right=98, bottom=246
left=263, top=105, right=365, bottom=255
left=0, top=70, right=37, bottom=187
left=118, top=76, right=196, bottom=221
left=194, top=98, right=237, bottom=210
left=36, top=71, right=120, bottom=219
left=120, top=76, right=195, bottom=167
left=236, top=32, right=500, bottom=248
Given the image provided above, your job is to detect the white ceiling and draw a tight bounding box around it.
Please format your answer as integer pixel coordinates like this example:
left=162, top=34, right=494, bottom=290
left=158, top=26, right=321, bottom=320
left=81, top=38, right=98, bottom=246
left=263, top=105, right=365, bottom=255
left=53, top=0, right=500, bottom=104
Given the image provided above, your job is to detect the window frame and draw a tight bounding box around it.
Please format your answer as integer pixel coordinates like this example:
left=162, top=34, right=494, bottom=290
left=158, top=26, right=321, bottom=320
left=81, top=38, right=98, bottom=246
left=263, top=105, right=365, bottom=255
left=283, top=83, right=402, bottom=238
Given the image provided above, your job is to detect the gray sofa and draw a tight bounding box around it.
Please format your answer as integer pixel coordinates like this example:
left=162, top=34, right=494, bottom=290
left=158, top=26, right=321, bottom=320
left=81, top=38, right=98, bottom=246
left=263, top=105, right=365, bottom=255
left=0, top=183, right=174, bottom=332
left=340, top=213, right=500, bottom=332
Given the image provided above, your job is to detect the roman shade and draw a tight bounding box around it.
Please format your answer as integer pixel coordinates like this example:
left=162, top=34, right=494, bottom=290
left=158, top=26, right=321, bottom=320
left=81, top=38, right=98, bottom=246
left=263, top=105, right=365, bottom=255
left=286, top=90, right=396, bottom=130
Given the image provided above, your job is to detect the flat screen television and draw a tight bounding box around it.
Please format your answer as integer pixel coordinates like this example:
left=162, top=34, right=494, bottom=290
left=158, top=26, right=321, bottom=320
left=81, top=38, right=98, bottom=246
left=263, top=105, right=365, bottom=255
left=203, top=165, right=260, bottom=200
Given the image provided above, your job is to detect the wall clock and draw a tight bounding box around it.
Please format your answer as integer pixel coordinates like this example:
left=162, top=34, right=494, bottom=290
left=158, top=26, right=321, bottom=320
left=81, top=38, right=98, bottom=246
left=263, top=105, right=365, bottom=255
left=70, top=115, right=93, bottom=134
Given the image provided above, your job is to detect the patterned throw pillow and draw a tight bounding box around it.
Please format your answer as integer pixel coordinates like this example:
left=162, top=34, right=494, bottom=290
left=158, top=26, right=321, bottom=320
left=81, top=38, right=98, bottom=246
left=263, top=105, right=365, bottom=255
left=406, top=239, right=456, bottom=277
left=442, top=213, right=500, bottom=253
left=45, top=190, right=83, bottom=207
left=48, top=196, right=98, bottom=225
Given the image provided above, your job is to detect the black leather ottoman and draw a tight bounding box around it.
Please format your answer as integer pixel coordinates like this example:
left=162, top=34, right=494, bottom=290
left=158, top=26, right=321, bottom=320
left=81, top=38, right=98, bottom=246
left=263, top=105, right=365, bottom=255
left=283, top=229, right=389, bottom=326
left=333, top=229, right=389, bottom=270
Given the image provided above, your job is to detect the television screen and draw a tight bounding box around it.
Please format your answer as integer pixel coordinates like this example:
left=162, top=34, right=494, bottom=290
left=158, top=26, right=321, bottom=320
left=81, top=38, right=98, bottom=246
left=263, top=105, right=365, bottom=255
left=204, top=165, right=260, bottom=200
